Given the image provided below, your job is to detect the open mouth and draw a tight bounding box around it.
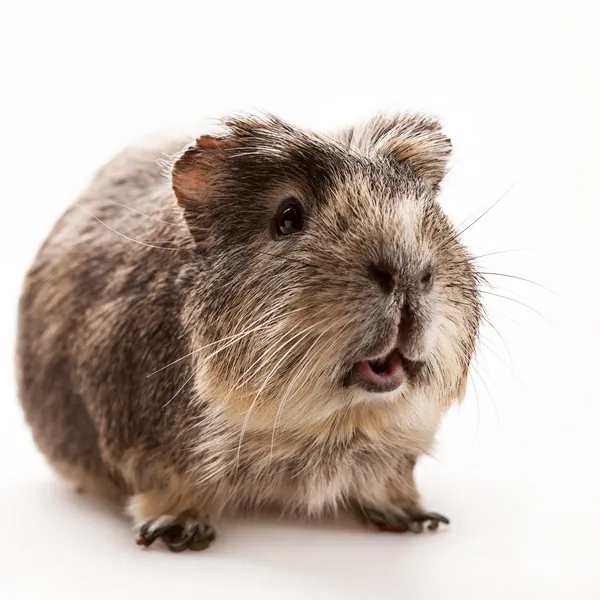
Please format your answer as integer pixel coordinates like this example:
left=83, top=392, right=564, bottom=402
left=347, top=349, right=406, bottom=393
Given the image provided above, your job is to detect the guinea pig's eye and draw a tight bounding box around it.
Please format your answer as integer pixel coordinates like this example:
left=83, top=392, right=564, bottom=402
left=273, top=198, right=305, bottom=238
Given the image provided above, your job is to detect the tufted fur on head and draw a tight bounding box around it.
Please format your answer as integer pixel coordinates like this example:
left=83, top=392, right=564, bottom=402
left=167, top=114, right=479, bottom=436
left=17, top=112, right=481, bottom=533
left=335, top=113, right=452, bottom=188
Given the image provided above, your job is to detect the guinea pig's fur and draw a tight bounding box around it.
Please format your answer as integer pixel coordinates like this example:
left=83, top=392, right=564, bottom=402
left=16, top=113, right=482, bottom=550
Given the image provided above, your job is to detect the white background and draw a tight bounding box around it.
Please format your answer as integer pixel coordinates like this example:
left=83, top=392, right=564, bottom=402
left=1, top=1, right=598, bottom=598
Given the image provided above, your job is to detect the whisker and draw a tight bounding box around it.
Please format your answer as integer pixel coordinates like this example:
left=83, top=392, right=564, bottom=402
left=218, top=321, right=307, bottom=412
left=164, top=304, right=314, bottom=410
left=185, top=232, right=329, bottom=273
left=468, top=372, right=482, bottom=447
left=471, top=361, right=500, bottom=425
left=446, top=281, right=548, bottom=322
left=472, top=247, right=531, bottom=261
left=230, top=306, right=333, bottom=391
left=268, top=323, right=338, bottom=460
left=233, top=319, right=326, bottom=472
left=231, top=331, right=302, bottom=391
left=456, top=182, right=518, bottom=239
left=477, top=336, right=512, bottom=378
left=254, top=250, right=320, bottom=270
left=481, top=313, right=514, bottom=370
left=148, top=305, right=303, bottom=377
left=479, top=290, right=551, bottom=324
left=479, top=272, right=556, bottom=294
left=161, top=316, right=288, bottom=409
left=108, top=200, right=180, bottom=226
left=75, top=205, right=179, bottom=250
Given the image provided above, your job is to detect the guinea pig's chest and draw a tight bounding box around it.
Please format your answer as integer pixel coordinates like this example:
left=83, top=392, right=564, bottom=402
left=294, top=438, right=408, bottom=511
left=230, top=428, right=422, bottom=514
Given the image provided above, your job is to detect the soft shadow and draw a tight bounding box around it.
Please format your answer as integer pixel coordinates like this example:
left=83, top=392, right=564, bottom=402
left=6, top=477, right=464, bottom=599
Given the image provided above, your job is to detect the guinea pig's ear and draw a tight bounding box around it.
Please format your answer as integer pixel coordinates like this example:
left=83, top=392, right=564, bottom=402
left=346, top=114, right=452, bottom=188
left=171, top=135, right=235, bottom=207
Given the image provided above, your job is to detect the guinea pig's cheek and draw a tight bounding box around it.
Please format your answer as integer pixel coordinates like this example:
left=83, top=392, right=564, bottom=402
left=420, top=313, right=442, bottom=358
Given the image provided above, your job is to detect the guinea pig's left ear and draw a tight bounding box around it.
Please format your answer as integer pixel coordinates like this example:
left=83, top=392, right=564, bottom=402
left=171, top=135, right=235, bottom=207
left=348, top=114, right=452, bottom=188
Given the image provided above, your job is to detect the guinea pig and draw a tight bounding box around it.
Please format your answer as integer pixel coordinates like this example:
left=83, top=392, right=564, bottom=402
left=16, top=113, right=482, bottom=551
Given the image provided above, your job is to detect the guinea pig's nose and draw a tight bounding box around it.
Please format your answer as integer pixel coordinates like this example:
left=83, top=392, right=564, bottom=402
left=368, top=260, right=397, bottom=294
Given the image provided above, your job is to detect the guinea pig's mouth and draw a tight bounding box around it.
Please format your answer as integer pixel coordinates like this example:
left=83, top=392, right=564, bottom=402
left=344, top=349, right=422, bottom=394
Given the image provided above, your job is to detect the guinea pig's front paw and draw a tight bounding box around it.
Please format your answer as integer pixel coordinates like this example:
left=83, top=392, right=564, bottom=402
left=136, top=514, right=216, bottom=552
left=358, top=505, right=450, bottom=533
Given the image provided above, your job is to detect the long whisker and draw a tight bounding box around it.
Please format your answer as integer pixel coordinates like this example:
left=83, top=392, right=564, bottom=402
left=149, top=321, right=269, bottom=378
left=471, top=361, right=500, bottom=425
left=479, top=290, right=551, bottom=324
left=472, top=247, right=530, bottom=261
left=229, top=329, right=303, bottom=392
left=253, top=250, right=320, bottom=270
left=108, top=200, right=180, bottom=225
left=479, top=272, right=556, bottom=294
left=185, top=232, right=327, bottom=272
left=477, top=335, right=512, bottom=377
left=233, top=320, right=326, bottom=473
left=230, top=305, right=333, bottom=391
left=456, top=182, right=518, bottom=239
left=446, top=280, right=549, bottom=323
left=481, top=313, right=514, bottom=370
left=148, top=305, right=303, bottom=377
left=217, top=320, right=306, bottom=411
left=268, top=323, right=338, bottom=461
left=469, top=372, right=482, bottom=447
left=161, top=314, right=292, bottom=409
left=75, top=205, right=179, bottom=250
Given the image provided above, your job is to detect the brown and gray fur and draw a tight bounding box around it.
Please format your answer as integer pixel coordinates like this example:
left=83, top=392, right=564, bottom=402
left=16, top=113, right=481, bottom=550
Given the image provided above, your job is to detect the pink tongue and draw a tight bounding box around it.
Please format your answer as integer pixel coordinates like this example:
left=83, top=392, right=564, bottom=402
left=361, top=350, right=402, bottom=380
left=351, top=349, right=405, bottom=392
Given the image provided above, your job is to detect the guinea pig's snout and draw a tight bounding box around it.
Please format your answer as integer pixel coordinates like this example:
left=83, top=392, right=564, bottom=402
left=345, top=258, right=435, bottom=394
left=345, top=293, right=429, bottom=394
left=368, top=260, right=434, bottom=297
left=368, top=260, right=398, bottom=295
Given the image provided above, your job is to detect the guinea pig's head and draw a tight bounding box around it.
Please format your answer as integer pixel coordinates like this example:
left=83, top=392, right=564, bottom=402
left=172, top=114, right=481, bottom=430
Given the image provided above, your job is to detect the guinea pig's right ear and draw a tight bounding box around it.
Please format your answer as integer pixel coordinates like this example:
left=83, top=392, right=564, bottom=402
left=340, top=114, right=452, bottom=189
left=171, top=135, right=234, bottom=207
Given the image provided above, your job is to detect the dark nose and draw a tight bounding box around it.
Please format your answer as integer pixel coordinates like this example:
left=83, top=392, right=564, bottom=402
left=368, top=260, right=397, bottom=294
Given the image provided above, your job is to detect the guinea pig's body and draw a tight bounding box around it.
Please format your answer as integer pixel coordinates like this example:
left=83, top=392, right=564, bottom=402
left=17, top=114, right=481, bottom=551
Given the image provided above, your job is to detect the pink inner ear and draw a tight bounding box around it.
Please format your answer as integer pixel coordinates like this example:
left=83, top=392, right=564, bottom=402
left=195, top=135, right=231, bottom=150
left=172, top=148, right=206, bottom=205
left=172, top=136, right=234, bottom=205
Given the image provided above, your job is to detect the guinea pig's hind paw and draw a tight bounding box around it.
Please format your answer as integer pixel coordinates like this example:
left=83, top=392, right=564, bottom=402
left=361, top=507, right=449, bottom=533
left=136, top=516, right=215, bottom=552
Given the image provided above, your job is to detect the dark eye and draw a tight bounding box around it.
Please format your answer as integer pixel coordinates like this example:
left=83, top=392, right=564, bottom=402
left=273, top=198, right=305, bottom=238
